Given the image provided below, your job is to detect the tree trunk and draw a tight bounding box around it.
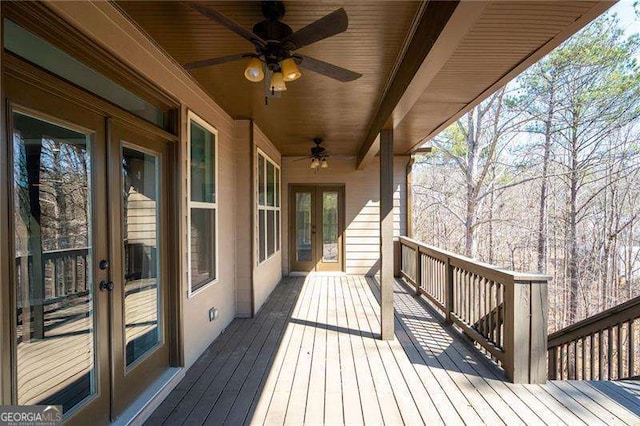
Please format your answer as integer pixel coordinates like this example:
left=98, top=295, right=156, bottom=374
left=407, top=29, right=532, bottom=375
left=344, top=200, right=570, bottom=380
left=464, top=112, right=478, bottom=257
left=537, top=81, right=555, bottom=272
left=568, top=129, right=579, bottom=324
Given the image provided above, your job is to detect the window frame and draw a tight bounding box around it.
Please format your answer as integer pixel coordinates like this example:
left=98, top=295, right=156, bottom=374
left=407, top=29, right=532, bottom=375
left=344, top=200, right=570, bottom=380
left=256, top=148, right=281, bottom=265
left=187, top=111, right=219, bottom=297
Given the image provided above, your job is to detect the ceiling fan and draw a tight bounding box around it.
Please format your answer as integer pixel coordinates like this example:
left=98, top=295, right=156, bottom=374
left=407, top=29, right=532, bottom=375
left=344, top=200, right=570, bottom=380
left=286, top=138, right=354, bottom=169
left=183, top=1, right=363, bottom=96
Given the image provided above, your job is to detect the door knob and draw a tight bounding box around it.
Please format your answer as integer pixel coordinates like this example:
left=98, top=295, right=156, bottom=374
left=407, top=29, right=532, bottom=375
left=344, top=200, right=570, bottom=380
left=99, top=280, right=114, bottom=292
left=99, top=259, right=110, bottom=270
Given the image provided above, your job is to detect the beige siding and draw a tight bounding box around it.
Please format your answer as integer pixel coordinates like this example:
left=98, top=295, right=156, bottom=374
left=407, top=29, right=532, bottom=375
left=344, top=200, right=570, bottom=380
left=233, top=121, right=252, bottom=317
left=282, top=157, right=408, bottom=275
left=234, top=122, right=283, bottom=317
left=252, top=125, right=283, bottom=313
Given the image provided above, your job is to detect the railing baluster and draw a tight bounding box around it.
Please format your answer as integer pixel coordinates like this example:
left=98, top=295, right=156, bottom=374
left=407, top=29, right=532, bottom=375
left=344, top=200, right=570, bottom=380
left=607, top=327, right=613, bottom=379
left=590, top=334, right=595, bottom=380
left=599, top=331, right=604, bottom=380
left=618, top=323, right=623, bottom=379
left=415, top=247, right=421, bottom=295
left=630, top=320, right=635, bottom=378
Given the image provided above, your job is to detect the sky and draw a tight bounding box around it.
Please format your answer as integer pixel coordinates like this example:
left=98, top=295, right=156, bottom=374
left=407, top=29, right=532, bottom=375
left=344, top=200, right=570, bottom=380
left=613, top=1, right=640, bottom=39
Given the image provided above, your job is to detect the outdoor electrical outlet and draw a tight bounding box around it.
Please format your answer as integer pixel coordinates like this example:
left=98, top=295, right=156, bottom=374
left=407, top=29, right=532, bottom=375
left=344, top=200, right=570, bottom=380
left=208, top=307, right=218, bottom=322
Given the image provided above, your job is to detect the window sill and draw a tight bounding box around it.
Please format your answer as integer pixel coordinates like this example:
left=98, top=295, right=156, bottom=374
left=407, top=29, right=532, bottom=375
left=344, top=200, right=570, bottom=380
left=188, top=278, right=219, bottom=299
left=257, top=250, right=281, bottom=267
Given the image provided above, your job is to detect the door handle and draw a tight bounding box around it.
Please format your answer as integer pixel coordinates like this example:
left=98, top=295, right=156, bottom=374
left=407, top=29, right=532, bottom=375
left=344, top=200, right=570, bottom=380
left=99, top=280, right=114, bottom=292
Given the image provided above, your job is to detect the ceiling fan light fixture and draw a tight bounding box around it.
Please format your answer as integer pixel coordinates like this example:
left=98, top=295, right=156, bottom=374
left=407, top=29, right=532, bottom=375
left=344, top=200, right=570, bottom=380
left=270, top=72, right=287, bottom=91
left=320, top=157, right=328, bottom=168
left=310, top=158, right=320, bottom=168
left=281, top=58, right=302, bottom=81
left=244, top=57, right=264, bottom=82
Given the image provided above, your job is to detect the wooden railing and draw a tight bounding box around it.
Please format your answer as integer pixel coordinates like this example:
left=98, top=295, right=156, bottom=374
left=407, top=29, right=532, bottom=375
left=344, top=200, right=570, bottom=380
left=548, top=295, right=640, bottom=380
left=396, top=236, right=551, bottom=384
left=15, top=247, right=90, bottom=340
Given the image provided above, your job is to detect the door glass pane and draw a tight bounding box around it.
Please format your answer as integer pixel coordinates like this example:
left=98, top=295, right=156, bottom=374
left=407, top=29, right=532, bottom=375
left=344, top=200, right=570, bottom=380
left=295, top=192, right=312, bottom=262
left=190, top=121, right=215, bottom=203
left=322, top=192, right=339, bottom=263
left=190, top=208, right=216, bottom=290
left=122, top=146, right=161, bottom=366
left=13, top=111, right=96, bottom=412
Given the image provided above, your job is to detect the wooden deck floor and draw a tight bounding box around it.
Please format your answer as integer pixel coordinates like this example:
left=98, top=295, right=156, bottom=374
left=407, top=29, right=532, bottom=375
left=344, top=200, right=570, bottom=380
left=148, top=275, right=640, bottom=425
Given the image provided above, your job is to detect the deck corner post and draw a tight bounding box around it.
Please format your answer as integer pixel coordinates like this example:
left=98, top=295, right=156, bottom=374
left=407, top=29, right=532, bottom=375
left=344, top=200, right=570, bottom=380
left=504, top=278, right=548, bottom=384
left=445, top=257, right=454, bottom=324
left=380, top=129, right=394, bottom=341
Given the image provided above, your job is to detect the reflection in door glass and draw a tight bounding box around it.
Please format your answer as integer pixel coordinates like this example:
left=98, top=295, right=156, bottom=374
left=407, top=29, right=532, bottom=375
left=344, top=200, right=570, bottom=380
left=296, top=192, right=312, bottom=262
left=12, top=111, right=95, bottom=413
left=322, top=192, right=339, bottom=262
left=122, top=147, right=161, bottom=366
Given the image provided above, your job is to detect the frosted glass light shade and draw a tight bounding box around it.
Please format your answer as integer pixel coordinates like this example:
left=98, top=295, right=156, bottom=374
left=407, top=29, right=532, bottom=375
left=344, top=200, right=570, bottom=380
left=244, top=58, right=264, bottom=82
left=281, top=58, right=301, bottom=82
left=270, top=72, right=287, bottom=91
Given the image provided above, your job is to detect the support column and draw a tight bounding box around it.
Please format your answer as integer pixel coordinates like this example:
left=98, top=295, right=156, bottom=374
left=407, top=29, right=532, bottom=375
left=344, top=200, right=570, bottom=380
left=406, top=156, right=415, bottom=238
left=380, top=129, right=394, bottom=340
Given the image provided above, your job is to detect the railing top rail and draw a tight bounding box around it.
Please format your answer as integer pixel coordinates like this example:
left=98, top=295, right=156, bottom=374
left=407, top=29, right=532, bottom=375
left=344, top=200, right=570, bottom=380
left=398, top=236, right=552, bottom=283
left=15, top=247, right=90, bottom=259
left=548, top=294, right=640, bottom=345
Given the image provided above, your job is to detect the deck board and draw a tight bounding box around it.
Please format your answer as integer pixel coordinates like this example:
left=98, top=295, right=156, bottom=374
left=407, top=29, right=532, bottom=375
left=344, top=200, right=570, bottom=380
left=148, top=275, right=640, bottom=426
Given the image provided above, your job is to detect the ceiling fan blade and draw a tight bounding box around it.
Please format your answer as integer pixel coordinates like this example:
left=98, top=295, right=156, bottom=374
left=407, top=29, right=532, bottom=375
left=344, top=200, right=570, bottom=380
left=282, top=8, right=348, bottom=51
left=294, top=55, right=362, bottom=82
left=290, top=156, right=312, bottom=162
left=184, top=53, right=252, bottom=70
left=184, top=2, right=267, bottom=48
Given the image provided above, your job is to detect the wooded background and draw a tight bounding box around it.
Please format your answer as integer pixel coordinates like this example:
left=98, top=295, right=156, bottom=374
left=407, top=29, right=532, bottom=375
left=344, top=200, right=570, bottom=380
left=412, top=12, right=640, bottom=332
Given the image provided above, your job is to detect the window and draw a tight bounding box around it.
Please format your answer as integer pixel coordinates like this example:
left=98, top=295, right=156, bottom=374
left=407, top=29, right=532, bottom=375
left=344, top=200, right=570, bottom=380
left=257, top=150, right=281, bottom=263
left=188, top=112, right=218, bottom=295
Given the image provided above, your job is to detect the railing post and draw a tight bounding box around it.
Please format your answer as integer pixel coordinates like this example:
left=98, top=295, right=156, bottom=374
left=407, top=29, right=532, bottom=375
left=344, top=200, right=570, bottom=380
left=393, top=238, right=401, bottom=278
left=445, top=257, right=453, bottom=324
left=414, top=246, right=421, bottom=295
left=503, top=278, right=548, bottom=384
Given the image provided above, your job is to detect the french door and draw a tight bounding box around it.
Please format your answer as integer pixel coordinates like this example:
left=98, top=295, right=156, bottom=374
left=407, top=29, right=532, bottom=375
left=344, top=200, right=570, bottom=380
left=289, top=185, right=344, bottom=272
left=6, top=73, right=171, bottom=423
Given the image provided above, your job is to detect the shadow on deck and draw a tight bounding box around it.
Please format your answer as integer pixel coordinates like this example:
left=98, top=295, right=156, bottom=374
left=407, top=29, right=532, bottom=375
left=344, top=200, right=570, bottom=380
left=147, top=275, right=640, bottom=425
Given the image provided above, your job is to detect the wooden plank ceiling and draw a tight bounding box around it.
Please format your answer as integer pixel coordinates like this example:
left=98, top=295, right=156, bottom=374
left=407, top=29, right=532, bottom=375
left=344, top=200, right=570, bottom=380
left=118, top=1, right=421, bottom=156
left=119, top=1, right=609, bottom=159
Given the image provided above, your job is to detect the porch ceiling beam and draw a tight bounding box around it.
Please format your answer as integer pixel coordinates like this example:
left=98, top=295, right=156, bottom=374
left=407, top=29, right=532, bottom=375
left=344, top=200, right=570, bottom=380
left=355, top=0, right=462, bottom=170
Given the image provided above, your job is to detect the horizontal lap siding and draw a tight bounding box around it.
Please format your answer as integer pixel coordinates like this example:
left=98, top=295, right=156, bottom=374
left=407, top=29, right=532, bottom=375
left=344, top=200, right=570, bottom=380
left=252, top=125, right=283, bottom=314
left=234, top=121, right=252, bottom=317
left=282, top=157, right=408, bottom=276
